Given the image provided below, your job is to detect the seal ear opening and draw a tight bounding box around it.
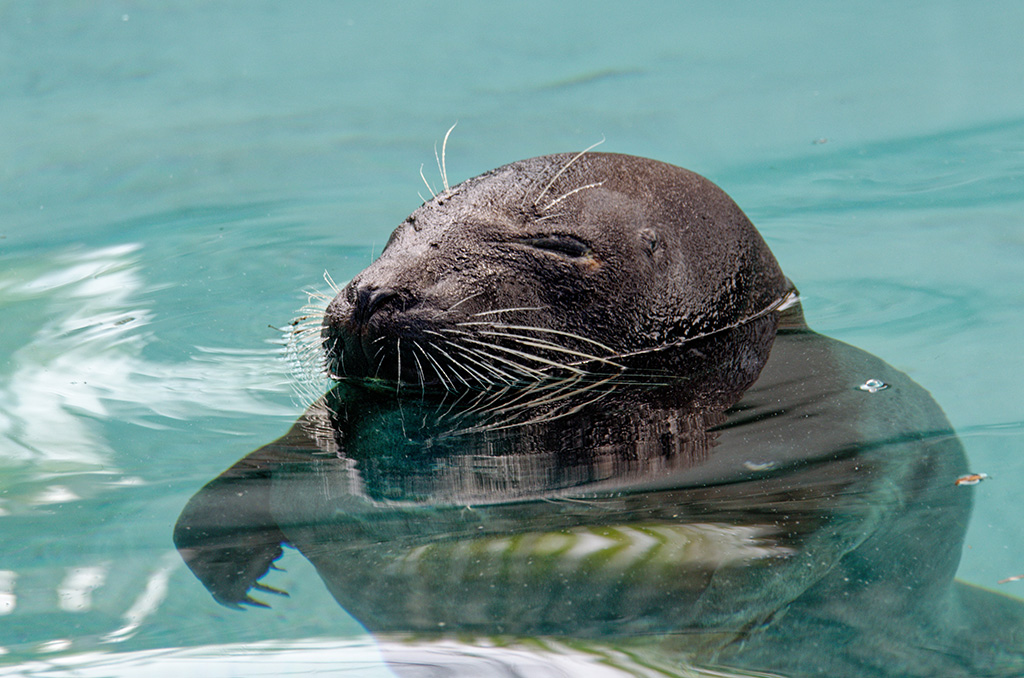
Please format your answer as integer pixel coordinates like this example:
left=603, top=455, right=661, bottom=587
left=639, top=227, right=660, bottom=256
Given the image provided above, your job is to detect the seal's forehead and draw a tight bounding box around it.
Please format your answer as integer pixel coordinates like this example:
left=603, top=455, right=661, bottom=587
left=408, top=162, right=538, bottom=226
left=406, top=152, right=747, bottom=242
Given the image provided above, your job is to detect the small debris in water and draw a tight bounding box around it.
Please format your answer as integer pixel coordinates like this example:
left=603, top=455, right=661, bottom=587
left=859, top=378, right=889, bottom=393
left=812, top=138, right=828, bottom=145
left=998, top=574, right=1024, bottom=584
left=954, top=473, right=990, bottom=487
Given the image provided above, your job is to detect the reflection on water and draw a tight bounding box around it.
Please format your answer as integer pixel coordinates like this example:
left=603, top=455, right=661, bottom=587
left=175, top=306, right=1024, bottom=677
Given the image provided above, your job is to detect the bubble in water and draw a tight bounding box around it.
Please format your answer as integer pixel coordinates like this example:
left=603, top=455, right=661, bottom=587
left=859, top=378, right=889, bottom=393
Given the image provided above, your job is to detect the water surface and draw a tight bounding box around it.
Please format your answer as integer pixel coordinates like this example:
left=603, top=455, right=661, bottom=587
left=2, top=2, right=1024, bottom=675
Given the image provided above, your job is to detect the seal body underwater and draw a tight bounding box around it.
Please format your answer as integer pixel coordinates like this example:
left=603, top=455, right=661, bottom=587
left=175, top=152, right=1024, bottom=677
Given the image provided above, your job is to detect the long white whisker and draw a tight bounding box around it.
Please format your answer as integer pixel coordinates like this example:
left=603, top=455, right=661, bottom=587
left=323, top=271, right=341, bottom=294
left=418, top=344, right=455, bottom=392
left=543, top=180, right=605, bottom=213
left=470, top=306, right=546, bottom=318
left=476, top=385, right=617, bottom=432
left=451, top=342, right=549, bottom=380
left=533, top=136, right=605, bottom=207
left=426, top=342, right=473, bottom=388
left=435, top=328, right=570, bottom=379
left=425, top=328, right=466, bottom=338
left=436, top=384, right=475, bottom=424
left=372, top=344, right=387, bottom=379
left=446, top=343, right=521, bottom=384
left=457, top=322, right=620, bottom=354
left=434, top=142, right=443, bottom=191
left=419, top=163, right=437, bottom=199
left=444, top=291, right=484, bottom=314
left=326, top=345, right=346, bottom=381
left=479, top=377, right=582, bottom=414
left=441, top=122, right=456, bottom=192
left=473, top=331, right=623, bottom=368
left=303, top=288, right=334, bottom=306
left=459, top=337, right=586, bottom=375
left=395, top=337, right=401, bottom=393
left=410, top=341, right=427, bottom=397
left=430, top=341, right=491, bottom=386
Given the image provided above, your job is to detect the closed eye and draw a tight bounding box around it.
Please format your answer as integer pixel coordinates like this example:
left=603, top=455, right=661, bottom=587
left=519, top=234, right=592, bottom=258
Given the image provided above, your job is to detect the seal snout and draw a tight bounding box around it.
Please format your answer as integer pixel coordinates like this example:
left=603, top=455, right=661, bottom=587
left=324, top=281, right=408, bottom=337
left=351, top=285, right=400, bottom=331
left=322, top=280, right=425, bottom=381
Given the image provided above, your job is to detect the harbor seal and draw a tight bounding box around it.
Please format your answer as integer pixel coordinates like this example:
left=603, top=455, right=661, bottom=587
left=175, top=153, right=1024, bottom=677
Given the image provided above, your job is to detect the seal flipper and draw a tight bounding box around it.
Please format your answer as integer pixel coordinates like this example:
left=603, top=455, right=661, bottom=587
left=172, top=426, right=317, bottom=608
left=173, top=468, right=286, bottom=608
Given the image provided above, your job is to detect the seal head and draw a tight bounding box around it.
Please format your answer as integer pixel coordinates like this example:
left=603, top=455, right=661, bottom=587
left=322, top=152, right=793, bottom=387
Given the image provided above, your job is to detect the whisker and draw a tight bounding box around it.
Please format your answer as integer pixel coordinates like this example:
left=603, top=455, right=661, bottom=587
left=322, top=271, right=342, bottom=295
left=478, top=377, right=582, bottom=415
left=471, top=331, right=624, bottom=369
left=444, top=291, right=484, bottom=314
left=476, top=387, right=615, bottom=432
left=532, top=137, right=605, bottom=208
left=283, top=290, right=337, bottom=404
left=440, top=122, right=457, bottom=192
left=304, top=289, right=334, bottom=306
left=372, top=344, right=387, bottom=379
left=457, top=322, right=620, bottom=354
left=434, top=143, right=443, bottom=191
left=425, top=328, right=464, bottom=338
left=410, top=341, right=427, bottom=397
left=435, top=384, right=476, bottom=423
left=419, top=164, right=437, bottom=199
left=470, top=306, right=546, bottom=318
left=446, top=343, right=521, bottom=384
left=449, top=320, right=624, bottom=368
left=513, top=375, right=616, bottom=411
left=451, top=342, right=549, bottom=380
left=460, top=385, right=516, bottom=420
left=459, top=337, right=585, bottom=375
left=462, top=374, right=620, bottom=432
left=430, top=341, right=492, bottom=386
left=611, top=289, right=800, bottom=361
left=417, top=344, right=456, bottom=392
left=542, top=180, right=605, bottom=213
left=427, top=343, right=473, bottom=389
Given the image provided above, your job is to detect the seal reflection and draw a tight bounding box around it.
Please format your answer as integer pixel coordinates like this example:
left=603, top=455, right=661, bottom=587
left=174, top=305, right=1024, bottom=677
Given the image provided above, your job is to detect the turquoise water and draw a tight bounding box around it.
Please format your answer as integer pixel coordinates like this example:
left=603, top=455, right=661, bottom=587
left=2, top=2, right=1024, bottom=675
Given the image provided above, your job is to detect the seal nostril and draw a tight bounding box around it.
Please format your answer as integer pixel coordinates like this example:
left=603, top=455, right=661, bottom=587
left=352, top=286, right=399, bottom=328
